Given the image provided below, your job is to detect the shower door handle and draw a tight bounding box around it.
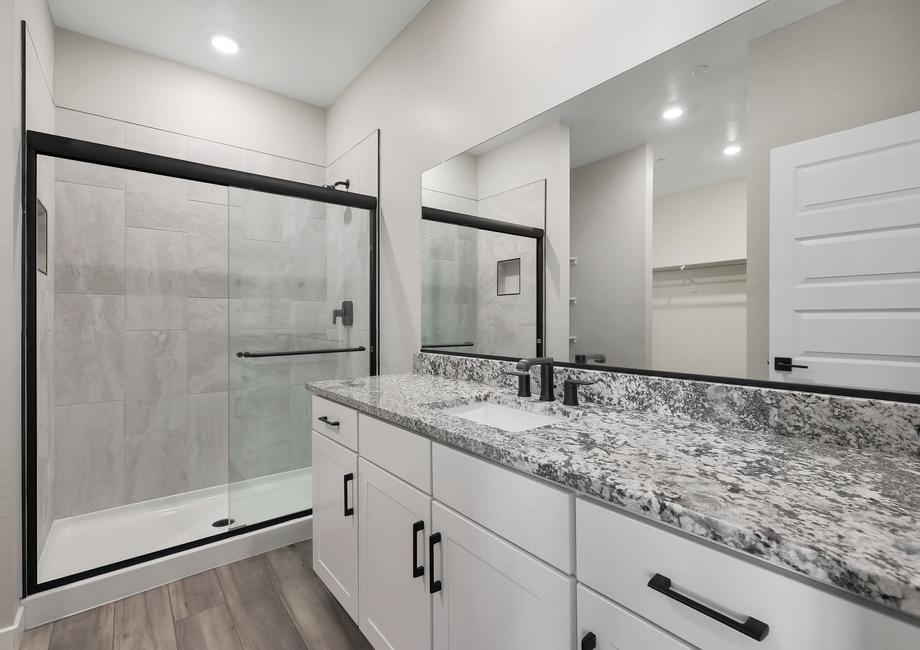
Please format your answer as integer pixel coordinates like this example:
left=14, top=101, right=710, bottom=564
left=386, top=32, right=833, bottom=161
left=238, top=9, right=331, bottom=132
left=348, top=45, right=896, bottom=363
left=343, top=473, right=354, bottom=517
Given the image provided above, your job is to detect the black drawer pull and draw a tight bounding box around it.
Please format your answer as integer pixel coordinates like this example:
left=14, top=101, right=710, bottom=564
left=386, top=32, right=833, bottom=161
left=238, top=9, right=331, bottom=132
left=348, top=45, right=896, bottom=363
left=318, top=415, right=340, bottom=427
left=581, top=631, right=597, bottom=650
left=429, top=533, right=442, bottom=593
left=343, top=473, right=354, bottom=517
left=647, top=574, right=768, bottom=641
left=412, top=520, right=425, bottom=578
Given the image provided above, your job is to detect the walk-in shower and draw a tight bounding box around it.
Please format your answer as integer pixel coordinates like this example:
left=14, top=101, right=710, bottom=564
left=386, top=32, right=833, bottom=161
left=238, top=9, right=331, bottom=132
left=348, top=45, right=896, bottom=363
left=23, top=131, right=377, bottom=594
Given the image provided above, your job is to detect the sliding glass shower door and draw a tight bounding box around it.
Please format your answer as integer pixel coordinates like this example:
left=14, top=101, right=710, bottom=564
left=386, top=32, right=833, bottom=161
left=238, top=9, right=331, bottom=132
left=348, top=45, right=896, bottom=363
left=228, top=191, right=373, bottom=528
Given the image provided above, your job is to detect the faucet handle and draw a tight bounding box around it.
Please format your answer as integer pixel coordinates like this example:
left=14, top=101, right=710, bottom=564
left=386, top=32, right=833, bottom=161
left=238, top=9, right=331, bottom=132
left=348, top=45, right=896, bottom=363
left=503, top=370, right=532, bottom=398
left=563, top=377, right=596, bottom=406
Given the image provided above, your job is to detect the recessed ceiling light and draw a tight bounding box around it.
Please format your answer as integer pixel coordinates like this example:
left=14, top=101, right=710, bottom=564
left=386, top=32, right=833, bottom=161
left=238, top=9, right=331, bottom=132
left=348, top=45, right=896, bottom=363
left=691, top=64, right=710, bottom=76
left=723, top=144, right=742, bottom=156
left=662, top=106, right=684, bottom=121
left=211, top=34, right=240, bottom=55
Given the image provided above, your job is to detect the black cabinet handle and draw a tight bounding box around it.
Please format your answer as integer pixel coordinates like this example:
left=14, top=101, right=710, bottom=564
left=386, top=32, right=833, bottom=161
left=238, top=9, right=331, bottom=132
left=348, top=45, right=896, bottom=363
left=343, top=473, right=354, bottom=517
left=318, top=416, right=340, bottom=427
left=428, top=533, right=442, bottom=593
left=580, top=631, right=597, bottom=650
left=412, top=520, right=425, bottom=578
left=647, top=573, right=769, bottom=641
left=774, top=356, right=808, bottom=372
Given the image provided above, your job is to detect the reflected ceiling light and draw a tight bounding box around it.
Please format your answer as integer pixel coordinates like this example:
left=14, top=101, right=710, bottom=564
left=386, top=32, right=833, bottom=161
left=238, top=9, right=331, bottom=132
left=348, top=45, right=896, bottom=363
left=723, top=144, right=742, bottom=156
left=662, top=106, right=684, bottom=120
left=211, top=34, right=240, bottom=55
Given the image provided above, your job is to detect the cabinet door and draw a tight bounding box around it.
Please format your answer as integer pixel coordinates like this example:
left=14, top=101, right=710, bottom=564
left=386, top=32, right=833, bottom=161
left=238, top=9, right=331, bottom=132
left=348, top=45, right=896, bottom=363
left=359, top=459, right=432, bottom=650
left=431, top=502, right=573, bottom=650
left=577, top=584, right=691, bottom=650
left=312, top=431, right=359, bottom=620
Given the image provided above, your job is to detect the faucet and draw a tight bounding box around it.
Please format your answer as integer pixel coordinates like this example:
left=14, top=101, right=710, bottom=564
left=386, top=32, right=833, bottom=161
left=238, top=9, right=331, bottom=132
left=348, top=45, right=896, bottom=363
left=516, top=357, right=555, bottom=401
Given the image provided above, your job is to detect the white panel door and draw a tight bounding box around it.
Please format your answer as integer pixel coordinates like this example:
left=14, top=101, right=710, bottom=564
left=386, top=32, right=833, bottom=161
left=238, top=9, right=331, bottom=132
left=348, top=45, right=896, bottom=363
left=431, top=502, right=573, bottom=650
left=312, top=431, right=359, bottom=621
left=769, top=110, right=920, bottom=392
left=359, top=459, right=432, bottom=650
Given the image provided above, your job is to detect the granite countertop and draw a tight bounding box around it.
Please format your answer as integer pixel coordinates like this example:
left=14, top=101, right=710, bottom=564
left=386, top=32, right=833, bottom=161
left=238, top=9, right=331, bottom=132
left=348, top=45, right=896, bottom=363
left=306, top=373, right=920, bottom=618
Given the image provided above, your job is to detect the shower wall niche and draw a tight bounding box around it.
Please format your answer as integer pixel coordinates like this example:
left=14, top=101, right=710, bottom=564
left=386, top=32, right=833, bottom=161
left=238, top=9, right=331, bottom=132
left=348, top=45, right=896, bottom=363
left=27, top=121, right=378, bottom=591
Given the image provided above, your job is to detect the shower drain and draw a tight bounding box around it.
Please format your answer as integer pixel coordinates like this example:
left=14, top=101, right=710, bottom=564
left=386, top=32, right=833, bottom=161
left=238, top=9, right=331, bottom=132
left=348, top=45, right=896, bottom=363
left=212, top=518, right=236, bottom=528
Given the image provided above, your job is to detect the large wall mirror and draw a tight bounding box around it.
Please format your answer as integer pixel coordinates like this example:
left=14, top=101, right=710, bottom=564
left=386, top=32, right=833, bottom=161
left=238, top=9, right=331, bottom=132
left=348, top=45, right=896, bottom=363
left=420, top=0, right=920, bottom=397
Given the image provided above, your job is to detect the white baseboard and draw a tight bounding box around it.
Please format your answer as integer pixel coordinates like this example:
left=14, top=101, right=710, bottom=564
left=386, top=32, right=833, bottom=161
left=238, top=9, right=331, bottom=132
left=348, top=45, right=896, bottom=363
left=0, top=607, right=24, bottom=650
left=24, top=515, right=311, bottom=629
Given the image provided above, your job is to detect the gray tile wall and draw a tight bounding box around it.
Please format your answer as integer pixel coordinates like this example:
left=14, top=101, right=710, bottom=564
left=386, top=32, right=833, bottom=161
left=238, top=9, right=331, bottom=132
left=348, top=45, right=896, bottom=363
left=46, top=110, right=378, bottom=526
left=48, top=108, right=335, bottom=520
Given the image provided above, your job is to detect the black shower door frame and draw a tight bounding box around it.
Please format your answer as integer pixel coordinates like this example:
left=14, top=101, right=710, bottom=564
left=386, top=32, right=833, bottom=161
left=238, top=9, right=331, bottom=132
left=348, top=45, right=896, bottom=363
left=22, top=129, right=379, bottom=595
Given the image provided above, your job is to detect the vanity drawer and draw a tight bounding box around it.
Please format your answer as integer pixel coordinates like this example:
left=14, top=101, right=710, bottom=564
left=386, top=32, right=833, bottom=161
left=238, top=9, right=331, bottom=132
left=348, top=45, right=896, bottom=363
left=577, top=584, right=691, bottom=650
left=312, top=396, right=358, bottom=451
left=358, top=414, right=431, bottom=493
left=432, top=443, right=573, bottom=573
left=576, top=498, right=920, bottom=649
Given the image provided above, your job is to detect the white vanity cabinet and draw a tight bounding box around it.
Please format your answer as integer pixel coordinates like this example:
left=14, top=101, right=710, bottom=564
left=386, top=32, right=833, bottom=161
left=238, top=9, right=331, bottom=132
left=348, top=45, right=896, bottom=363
left=311, top=430, right=359, bottom=621
left=358, top=458, right=431, bottom=650
left=310, top=396, right=920, bottom=650
left=430, top=501, right=574, bottom=650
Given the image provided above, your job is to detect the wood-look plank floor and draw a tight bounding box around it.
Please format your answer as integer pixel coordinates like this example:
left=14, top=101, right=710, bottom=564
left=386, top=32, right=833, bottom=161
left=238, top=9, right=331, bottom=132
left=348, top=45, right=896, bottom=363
left=22, top=541, right=374, bottom=650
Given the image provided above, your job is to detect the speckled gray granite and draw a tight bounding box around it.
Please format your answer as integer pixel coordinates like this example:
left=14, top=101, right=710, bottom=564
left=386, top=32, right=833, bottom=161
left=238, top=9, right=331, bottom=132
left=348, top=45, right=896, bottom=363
left=414, top=352, right=920, bottom=458
left=307, top=372, right=920, bottom=619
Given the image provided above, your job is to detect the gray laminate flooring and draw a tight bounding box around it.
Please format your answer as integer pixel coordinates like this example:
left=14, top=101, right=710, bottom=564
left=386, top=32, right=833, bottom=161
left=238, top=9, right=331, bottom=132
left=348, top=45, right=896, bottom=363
left=22, top=540, right=373, bottom=650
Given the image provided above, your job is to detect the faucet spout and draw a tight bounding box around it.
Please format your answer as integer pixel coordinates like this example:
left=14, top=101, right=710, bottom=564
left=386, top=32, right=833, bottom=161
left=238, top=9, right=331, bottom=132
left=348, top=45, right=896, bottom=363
left=515, top=357, right=555, bottom=401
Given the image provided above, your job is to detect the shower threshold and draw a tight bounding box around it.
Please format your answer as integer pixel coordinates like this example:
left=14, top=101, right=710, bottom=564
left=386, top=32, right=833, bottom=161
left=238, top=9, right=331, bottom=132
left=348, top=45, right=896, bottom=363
left=37, top=467, right=311, bottom=583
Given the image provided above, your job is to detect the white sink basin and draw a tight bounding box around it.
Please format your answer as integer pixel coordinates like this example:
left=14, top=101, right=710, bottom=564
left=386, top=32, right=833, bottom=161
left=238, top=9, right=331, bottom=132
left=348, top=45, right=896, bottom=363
left=441, top=402, right=564, bottom=432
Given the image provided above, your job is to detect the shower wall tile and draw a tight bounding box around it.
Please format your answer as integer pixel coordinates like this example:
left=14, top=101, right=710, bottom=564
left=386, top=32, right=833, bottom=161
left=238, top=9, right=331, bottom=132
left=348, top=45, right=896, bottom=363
left=236, top=240, right=291, bottom=329
left=187, top=201, right=229, bottom=297
left=290, top=387, right=312, bottom=469
left=125, top=171, right=189, bottom=232
left=53, top=294, right=125, bottom=406
left=53, top=401, right=125, bottom=518
left=125, top=429, right=189, bottom=502
left=125, top=123, right=187, bottom=158
left=188, top=298, right=229, bottom=394
left=125, top=330, right=188, bottom=436
left=125, top=227, right=188, bottom=330
left=54, top=181, right=125, bottom=294
left=325, top=130, right=378, bottom=196
left=288, top=217, right=326, bottom=301
left=241, top=149, right=324, bottom=186
left=188, top=392, right=229, bottom=490
left=229, top=414, right=295, bottom=482
left=188, top=137, right=241, bottom=204
left=55, top=108, right=125, bottom=190
left=236, top=192, right=292, bottom=242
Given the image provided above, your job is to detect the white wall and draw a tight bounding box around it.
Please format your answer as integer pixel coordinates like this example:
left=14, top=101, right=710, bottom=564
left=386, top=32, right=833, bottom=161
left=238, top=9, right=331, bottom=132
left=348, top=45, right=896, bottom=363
left=326, top=0, right=765, bottom=373
left=570, top=145, right=652, bottom=367
left=746, top=0, right=920, bottom=378
left=653, top=177, right=747, bottom=268
left=54, top=29, right=326, bottom=165
left=3, top=0, right=56, bottom=636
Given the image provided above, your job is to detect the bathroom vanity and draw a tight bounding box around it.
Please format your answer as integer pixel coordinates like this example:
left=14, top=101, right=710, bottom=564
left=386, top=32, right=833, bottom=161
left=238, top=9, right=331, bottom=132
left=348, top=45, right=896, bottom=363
left=307, top=365, right=920, bottom=650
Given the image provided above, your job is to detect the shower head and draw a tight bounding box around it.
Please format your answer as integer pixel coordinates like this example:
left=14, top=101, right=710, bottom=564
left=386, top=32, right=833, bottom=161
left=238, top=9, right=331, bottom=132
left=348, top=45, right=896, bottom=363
left=323, top=179, right=351, bottom=191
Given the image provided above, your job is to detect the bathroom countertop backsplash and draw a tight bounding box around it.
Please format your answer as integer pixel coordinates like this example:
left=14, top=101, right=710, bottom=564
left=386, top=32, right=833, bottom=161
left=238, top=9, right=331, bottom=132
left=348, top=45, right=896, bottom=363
left=307, top=362, right=920, bottom=619
left=413, top=352, right=920, bottom=458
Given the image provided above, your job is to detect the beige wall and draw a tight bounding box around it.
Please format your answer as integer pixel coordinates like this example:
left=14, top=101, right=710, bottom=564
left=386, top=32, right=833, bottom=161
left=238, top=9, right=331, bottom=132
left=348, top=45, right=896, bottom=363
left=326, top=0, right=765, bottom=373
left=746, top=0, right=920, bottom=378
left=654, top=177, right=747, bottom=268
left=570, top=145, right=652, bottom=366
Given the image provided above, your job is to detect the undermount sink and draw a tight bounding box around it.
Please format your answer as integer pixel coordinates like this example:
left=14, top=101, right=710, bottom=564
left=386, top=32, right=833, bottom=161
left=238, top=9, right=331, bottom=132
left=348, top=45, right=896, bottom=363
left=440, top=401, right=564, bottom=432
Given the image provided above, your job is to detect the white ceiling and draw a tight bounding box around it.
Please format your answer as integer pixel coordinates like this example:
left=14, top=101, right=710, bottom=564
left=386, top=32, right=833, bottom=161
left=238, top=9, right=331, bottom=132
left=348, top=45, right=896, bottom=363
left=463, top=0, right=843, bottom=197
left=49, top=0, right=431, bottom=107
